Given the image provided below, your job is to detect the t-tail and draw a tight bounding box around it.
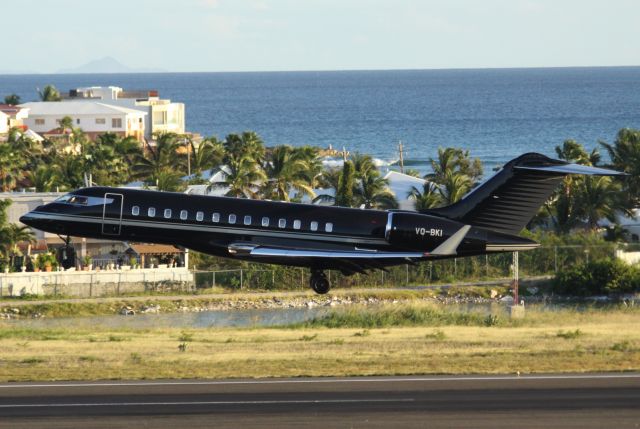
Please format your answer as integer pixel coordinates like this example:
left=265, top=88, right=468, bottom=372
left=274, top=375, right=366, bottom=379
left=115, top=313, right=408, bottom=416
left=421, top=152, right=627, bottom=236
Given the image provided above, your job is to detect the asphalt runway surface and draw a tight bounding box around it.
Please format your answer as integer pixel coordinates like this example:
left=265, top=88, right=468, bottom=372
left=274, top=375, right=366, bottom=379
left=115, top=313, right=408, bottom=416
left=0, top=373, right=639, bottom=428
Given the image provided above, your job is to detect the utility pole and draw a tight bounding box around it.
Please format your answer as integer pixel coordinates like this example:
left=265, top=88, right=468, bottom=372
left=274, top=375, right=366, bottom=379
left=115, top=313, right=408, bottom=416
left=185, top=138, right=191, bottom=177
left=398, top=141, right=405, bottom=174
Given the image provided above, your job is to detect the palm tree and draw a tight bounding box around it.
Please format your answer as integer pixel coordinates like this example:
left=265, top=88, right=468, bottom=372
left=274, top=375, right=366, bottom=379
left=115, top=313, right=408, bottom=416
left=155, top=169, right=186, bottom=192
left=335, top=160, right=355, bottom=207
left=134, top=133, right=185, bottom=186
left=1, top=224, right=36, bottom=270
left=25, top=165, right=60, bottom=192
left=574, top=176, right=626, bottom=230
left=209, top=156, right=266, bottom=198
left=223, top=132, right=266, bottom=164
left=313, top=168, right=341, bottom=205
left=547, top=140, right=599, bottom=233
left=426, top=147, right=483, bottom=185
left=189, top=137, right=224, bottom=178
left=354, top=170, right=398, bottom=209
left=3, top=94, right=20, bottom=105
left=408, top=182, right=441, bottom=210
left=38, top=85, right=62, bottom=101
left=263, top=145, right=316, bottom=201
left=0, top=144, right=25, bottom=191
left=438, top=170, right=472, bottom=205
left=600, top=128, right=640, bottom=208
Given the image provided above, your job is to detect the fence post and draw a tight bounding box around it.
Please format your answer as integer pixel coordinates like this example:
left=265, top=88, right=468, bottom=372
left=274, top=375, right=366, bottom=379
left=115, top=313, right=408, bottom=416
left=485, top=255, right=489, bottom=277
left=272, top=270, right=275, bottom=288
left=405, top=264, right=409, bottom=285
left=212, top=271, right=216, bottom=288
left=240, top=269, right=243, bottom=289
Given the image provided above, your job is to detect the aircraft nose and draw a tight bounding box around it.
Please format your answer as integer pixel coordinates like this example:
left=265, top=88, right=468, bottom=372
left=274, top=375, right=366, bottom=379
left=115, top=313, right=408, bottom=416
left=19, top=212, right=36, bottom=227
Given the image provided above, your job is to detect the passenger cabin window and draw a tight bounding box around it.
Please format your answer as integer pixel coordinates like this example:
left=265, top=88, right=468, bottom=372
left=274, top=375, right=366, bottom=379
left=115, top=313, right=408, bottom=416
left=261, top=217, right=269, bottom=227
left=180, top=210, right=188, bottom=220
left=196, top=211, right=204, bottom=222
left=212, top=213, right=220, bottom=223
left=132, top=206, right=140, bottom=216
left=244, top=215, right=252, bottom=225
left=164, top=209, right=172, bottom=219
left=325, top=222, right=333, bottom=232
left=310, top=221, right=318, bottom=231
left=278, top=218, right=286, bottom=228
left=228, top=214, right=236, bottom=224
left=293, top=220, right=301, bottom=230
left=148, top=207, right=156, bottom=217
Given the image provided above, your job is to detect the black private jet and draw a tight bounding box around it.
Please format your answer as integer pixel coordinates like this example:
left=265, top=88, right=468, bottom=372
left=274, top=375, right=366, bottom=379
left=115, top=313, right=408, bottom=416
left=20, top=153, right=625, bottom=294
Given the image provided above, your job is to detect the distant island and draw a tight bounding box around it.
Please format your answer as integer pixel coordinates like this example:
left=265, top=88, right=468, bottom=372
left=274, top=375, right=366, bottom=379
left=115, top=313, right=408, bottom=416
left=56, top=56, right=166, bottom=74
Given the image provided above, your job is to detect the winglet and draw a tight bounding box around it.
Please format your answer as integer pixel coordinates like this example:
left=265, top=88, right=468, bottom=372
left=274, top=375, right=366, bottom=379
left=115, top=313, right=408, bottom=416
left=430, top=225, right=471, bottom=256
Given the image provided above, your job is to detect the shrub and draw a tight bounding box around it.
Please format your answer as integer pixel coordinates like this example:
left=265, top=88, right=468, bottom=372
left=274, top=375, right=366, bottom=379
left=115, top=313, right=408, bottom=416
left=553, top=258, right=639, bottom=296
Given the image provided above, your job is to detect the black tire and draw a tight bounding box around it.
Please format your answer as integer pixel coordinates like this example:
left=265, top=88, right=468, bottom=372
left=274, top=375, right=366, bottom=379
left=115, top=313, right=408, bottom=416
left=310, top=275, right=330, bottom=294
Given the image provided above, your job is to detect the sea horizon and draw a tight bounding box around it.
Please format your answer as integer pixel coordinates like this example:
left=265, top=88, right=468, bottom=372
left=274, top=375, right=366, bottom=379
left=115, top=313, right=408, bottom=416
left=2, top=66, right=640, bottom=172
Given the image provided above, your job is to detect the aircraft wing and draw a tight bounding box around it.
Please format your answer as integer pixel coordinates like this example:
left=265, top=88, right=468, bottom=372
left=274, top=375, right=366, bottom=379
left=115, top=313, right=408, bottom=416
left=228, top=243, right=425, bottom=259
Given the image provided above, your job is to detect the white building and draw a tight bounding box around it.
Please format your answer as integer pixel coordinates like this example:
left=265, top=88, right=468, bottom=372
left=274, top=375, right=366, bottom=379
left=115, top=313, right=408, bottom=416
left=0, top=104, right=30, bottom=135
left=20, top=101, right=147, bottom=142
left=65, top=86, right=185, bottom=139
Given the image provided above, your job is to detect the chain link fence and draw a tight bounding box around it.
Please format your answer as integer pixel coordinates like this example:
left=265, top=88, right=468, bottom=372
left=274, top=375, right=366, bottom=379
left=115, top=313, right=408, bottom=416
left=193, top=244, right=619, bottom=291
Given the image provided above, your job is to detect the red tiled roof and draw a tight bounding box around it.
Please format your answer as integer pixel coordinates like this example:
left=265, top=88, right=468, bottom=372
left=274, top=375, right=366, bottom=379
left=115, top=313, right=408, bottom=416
left=128, top=244, right=183, bottom=255
left=0, top=104, right=22, bottom=116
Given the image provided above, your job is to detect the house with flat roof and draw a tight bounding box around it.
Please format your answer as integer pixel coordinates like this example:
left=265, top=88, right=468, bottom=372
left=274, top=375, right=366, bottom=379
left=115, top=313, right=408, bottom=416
left=64, top=86, right=185, bottom=140
left=0, top=104, right=29, bottom=136
left=19, top=101, right=147, bottom=142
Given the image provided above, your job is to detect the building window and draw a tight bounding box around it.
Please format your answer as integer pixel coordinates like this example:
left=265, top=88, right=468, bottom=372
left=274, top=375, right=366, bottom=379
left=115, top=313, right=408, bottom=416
left=148, top=207, right=156, bottom=217
left=212, top=213, right=220, bottom=222
left=261, top=217, right=269, bottom=227
left=310, top=221, right=318, bottom=231
left=35, top=118, right=45, bottom=125
left=293, top=220, right=301, bottom=230
left=244, top=215, right=251, bottom=225
left=180, top=210, right=188, bottom=220
left=228, top=214, right=236, bottom=224
left=164, top=209, right=172, bottom=219
left=96, top=118, right=106, bottom=124
left=278, top=218, right=286, bottom=228
left=325, top=222, right=333, bottom=233
left=112, top=118, right=123, bottom=128
left=196, top=211, right=204, bottom=222
left=132, top=206, right=140, bottom=216
left=76, top=118, right=80, bottom=124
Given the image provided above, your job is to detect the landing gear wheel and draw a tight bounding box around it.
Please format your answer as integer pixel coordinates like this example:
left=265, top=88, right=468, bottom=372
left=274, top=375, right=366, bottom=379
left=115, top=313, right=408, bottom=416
left=310, top=270, right=330, bottom=294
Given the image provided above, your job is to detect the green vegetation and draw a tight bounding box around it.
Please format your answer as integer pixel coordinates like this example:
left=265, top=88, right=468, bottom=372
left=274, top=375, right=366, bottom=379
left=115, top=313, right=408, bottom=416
left=554, top=258, right=640, bottom=295
left=301, top=303, right=503, bottom=329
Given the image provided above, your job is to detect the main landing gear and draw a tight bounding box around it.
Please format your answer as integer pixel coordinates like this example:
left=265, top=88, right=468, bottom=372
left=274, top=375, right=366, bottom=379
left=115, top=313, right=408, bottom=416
left=310, top=269, right=330, bottom=294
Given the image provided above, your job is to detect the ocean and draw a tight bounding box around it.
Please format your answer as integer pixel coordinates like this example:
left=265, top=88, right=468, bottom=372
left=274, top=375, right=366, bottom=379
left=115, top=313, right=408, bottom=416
left=1, top=67, right=639, bottom=171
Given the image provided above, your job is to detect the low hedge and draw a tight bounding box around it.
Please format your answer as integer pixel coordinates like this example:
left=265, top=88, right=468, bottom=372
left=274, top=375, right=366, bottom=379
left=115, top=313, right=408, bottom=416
left=553, top=258, right=640, bottom=296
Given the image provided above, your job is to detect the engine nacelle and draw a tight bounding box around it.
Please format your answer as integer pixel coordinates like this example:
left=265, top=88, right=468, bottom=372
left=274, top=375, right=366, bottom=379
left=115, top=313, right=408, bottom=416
left=385, top=211, right=486, bottom=253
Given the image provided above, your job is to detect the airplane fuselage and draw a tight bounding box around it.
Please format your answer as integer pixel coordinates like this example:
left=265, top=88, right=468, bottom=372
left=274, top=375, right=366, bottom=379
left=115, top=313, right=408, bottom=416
left=20, top=187, right=537, bottom=273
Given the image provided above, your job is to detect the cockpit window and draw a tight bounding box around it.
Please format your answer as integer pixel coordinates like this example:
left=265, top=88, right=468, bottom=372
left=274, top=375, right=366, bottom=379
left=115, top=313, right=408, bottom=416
left=54, top=194, right=111, bottom=206
left=66, top=196, right=88, bottom=205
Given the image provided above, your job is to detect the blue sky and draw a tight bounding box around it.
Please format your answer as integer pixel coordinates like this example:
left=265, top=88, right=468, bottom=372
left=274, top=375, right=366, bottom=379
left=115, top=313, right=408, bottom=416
left=4, top=0, right=639, bottom=72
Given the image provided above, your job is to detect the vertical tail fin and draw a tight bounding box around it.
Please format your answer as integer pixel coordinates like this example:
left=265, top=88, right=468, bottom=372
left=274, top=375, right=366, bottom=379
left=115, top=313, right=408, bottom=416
left=422, top=153, right=625, bottom=235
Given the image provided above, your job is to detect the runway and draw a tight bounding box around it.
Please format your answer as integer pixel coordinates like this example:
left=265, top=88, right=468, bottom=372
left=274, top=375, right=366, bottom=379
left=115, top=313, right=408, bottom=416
left=1, top=374, right=639, bottom=428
